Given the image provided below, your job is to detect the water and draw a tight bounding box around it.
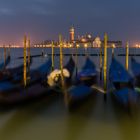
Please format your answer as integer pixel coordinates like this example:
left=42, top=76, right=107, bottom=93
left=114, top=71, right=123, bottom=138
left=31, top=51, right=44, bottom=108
left=0, top=47, right=140, bottom=140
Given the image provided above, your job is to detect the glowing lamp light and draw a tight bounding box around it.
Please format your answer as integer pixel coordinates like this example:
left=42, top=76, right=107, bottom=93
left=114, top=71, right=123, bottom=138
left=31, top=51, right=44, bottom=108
left=81, top=38, right=86, bottom=42
left=76, top=44, right=80, bottom=48
left=84, top=43, right=88, bottom=48
left=88, top=34, right=92, bottom=39
left=136, top=44, right=139, bottom=48
left=112, top=44, right=116, bottom=48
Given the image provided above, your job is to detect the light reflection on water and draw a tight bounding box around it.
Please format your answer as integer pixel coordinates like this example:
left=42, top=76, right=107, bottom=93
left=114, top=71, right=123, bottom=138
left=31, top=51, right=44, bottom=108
left=0, top=48, right=140, bottom=140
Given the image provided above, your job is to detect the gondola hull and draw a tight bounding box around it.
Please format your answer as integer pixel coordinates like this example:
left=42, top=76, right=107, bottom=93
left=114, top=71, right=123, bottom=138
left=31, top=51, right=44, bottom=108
left=109, top=58, right=137, bottom=108
left=113, top=81, right=133, bottom=90
left=111, top=87, right=138, bottom=108
left=78, top=74, right=97, bottom=86
left=67, top=85, right=93, bottom=109
left=131, top=57, right=140, bottom=87
left=109, top=58, right=133, bottom=89
left=77, top=57, right=97, bottom=86
left=0, top=83, right=56, bottom=107
left=0, top=58, right=52, bottom=107
left=0, top=56, right=11, bottom=70
left=135, top=75, right=140, bottom=87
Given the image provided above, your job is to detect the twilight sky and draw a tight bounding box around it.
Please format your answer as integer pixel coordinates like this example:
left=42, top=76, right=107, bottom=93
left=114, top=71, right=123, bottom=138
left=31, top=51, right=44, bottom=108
left=0, top=0, right=140, bottom=46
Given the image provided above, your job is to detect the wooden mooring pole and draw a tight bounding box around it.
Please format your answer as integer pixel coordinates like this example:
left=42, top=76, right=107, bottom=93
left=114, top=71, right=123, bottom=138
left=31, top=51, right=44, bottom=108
left=59, top=35, right=65, bottom=87
left=27, top=38, right=31, bottom=82
left=27, top=39, right=31, bottom=66
left=4, top=45, right=6, bottom=69
left=23, top=35, right=27, bottom=87
left=51, top=41, right=55, bottom=71
left=103, top=33, right=108, bottom=100
left=59, top=34, right=68, bottom=106
left=75, top=44, right=79, bottom=77
left=8, top=45, right=11, bottom=59
left=125, top=42, right=129, bottom=71
left=99, top=44, right=103, bottom=81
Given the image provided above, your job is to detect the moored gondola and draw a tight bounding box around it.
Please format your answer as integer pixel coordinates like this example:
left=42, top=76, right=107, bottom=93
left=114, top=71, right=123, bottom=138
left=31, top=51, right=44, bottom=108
left=77, top=56, right=97, bottom=86
left=46, top=55, right=93, bottom=109
left=109, top=57, right=137, bottom=107
left=66, top=84, right=94, bottom=109
left=47, top=56, right=75, bottom=89
left=0, top=56, right=11, bottom=80
left=65, top=56, right=96, bottom=109
left=0, top=57, right=52, bottom=106
left=112, top=87, right=137, bottom=108
left=0, top=55, right=11, bottom=70
left=0, top=57, right=32, bottom=83
left=109, top=57, right=133, bottom=89
left=131, top=57, right=140, bottom=87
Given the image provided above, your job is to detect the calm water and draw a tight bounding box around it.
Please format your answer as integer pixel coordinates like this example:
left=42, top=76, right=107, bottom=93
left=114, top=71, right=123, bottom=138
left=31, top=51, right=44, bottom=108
left=0, top=47, right=140, bottom=140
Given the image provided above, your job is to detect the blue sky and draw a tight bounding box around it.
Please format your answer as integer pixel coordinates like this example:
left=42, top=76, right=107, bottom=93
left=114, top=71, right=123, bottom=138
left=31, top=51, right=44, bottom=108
left=0, top=0, right=140, bottom=46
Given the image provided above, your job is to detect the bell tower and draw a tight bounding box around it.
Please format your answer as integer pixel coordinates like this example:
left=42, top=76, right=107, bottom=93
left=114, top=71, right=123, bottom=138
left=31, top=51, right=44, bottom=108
left=69, top=26, right=75, bottom=42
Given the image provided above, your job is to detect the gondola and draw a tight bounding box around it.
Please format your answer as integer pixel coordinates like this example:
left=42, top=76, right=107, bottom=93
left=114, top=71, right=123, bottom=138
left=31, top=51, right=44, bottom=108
left=66, top=84, right=93, bottom=109
left=0, top=57, right=51, bottom=92
left=0, top=57, right=52, bottom=106
left=0, top=55, right=11, bottom=70
left=0, top=56, right=11, bottom=80
left=131, top=57, right=140, bottom=86
left=0, top=57, right=32, bottom=83
left=77, top=56, right=97, bottom=86
left=62, top=56, right=75, bottom=86
left=109, top=57, right=137, bottom=107
left=109, top=57, right=133, bottom=89
left=65, top=56, right=96, bottom=109
left=47, top=56, right=75, bottom=89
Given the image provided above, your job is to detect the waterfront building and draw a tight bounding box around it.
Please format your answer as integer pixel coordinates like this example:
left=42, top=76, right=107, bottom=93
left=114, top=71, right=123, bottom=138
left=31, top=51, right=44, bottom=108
left=69, top=26, right=75, bottom=43
left=33, top=27, right=122, bottom=48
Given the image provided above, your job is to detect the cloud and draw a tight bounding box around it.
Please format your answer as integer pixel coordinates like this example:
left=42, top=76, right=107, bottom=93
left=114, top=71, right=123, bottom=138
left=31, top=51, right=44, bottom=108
left=0, top=0, right=56, bottom=16
left=0, top=7, right=14, bottom=16
left=0, top=0, right=140, bottom=43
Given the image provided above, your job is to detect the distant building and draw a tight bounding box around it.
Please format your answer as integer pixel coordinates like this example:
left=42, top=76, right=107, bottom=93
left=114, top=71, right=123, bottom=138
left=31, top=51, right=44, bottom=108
left=93, top=37, right=101, bottom=48
left=34, top=40, right=54, bottom=48
left=34, top=27, right=122, bottom=48
left=73, top=34, right=122, bottom=48
left=69, top=27, right=75, bottom=42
